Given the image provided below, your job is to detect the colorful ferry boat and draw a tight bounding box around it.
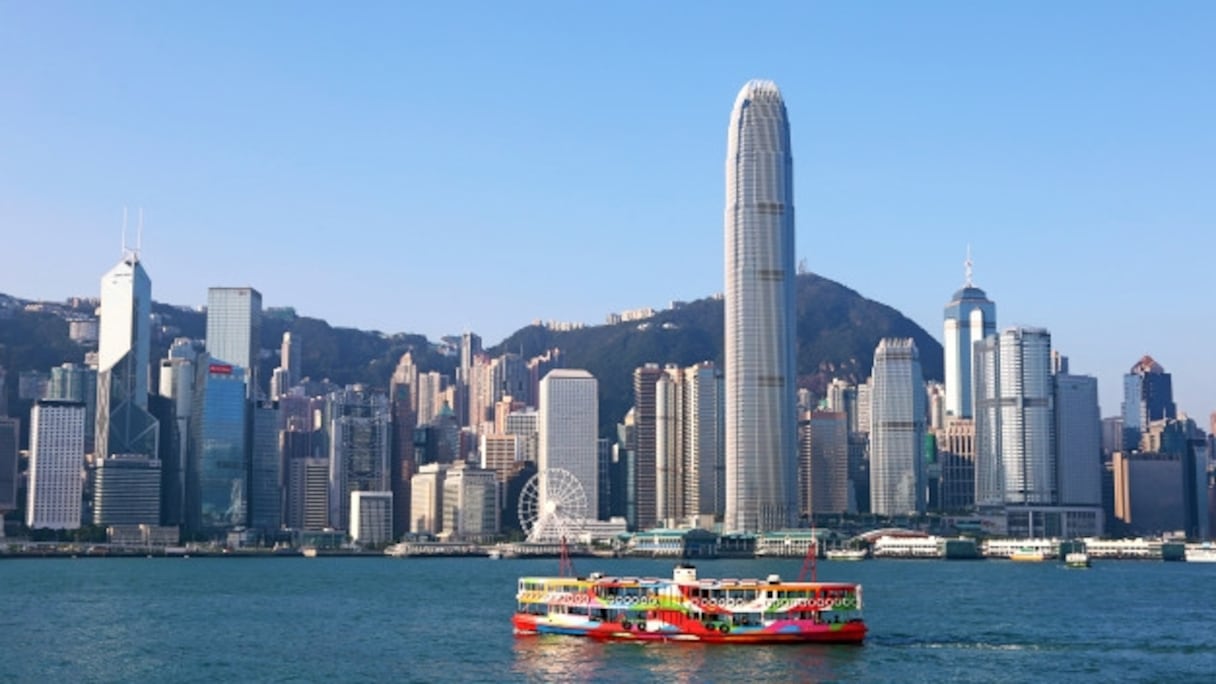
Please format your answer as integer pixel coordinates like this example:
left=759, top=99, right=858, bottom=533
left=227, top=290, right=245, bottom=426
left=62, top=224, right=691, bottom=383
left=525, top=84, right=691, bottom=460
left=513, top=564, right=865, bottom=643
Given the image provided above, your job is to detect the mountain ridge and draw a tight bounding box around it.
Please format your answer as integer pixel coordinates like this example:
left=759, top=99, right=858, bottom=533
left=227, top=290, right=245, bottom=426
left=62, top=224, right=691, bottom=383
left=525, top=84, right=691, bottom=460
left=1, top=272, right=942, bottom=433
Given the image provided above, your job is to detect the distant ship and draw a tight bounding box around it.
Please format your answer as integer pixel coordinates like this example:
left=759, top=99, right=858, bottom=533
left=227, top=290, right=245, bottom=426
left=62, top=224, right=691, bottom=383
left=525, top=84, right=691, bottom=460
left=1185, top=544, right=1216, bottom=563
left=1064, top=552, right=1091, bottom=568
left=512, top=564, right=866, bottom=644
left=825, top=549, right=868, bottom=561
left=1009, top=548, right=1047, bottom=563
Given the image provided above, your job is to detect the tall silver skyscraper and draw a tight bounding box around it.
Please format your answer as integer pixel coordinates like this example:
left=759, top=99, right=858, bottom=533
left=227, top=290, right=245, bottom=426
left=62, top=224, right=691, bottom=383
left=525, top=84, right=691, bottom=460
left=942, top=252, right=996, bottom=419
left=724, top=80, right=798, bottom=532
left=538, top=369, right=599, bottom=523
left=96, top=251, right=159, bottom=459
left=974, top=327, right=1054, bottom=507
left=869, top=339, right=926, bottom=516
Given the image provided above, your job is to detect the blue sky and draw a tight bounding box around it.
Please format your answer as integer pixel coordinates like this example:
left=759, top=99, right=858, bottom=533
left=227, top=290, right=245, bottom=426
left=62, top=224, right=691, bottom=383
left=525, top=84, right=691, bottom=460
left=2, top=2, right=1213, bottom=418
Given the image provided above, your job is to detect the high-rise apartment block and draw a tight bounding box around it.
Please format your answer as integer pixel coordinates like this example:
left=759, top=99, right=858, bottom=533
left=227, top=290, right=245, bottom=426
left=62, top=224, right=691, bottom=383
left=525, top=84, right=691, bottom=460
left=279, top=331, right=301, bottom=390
left=683, top=362, right=724, bottom=520
left=649, top=362, right=724, bottom=526
left=631, top=363, right=663, bottom=529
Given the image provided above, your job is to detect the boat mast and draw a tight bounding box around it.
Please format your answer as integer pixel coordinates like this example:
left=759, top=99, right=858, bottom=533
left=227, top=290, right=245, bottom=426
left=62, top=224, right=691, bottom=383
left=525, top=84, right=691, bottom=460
left=559, top=535, right=575, bottom=578
left=798, top=529, right=818, bottom=582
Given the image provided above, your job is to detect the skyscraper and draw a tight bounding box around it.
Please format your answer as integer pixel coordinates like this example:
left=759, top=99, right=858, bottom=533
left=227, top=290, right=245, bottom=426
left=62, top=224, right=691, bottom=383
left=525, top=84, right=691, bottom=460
left=285, top=455, right=328, bottom=531
left=326, top=385, right=391, bottom=531
left=942, top=253, right=996, bottom=419
left=206, top=287, right=262, bottom=397
left=1054, top=372, right=1101, bottom=507
left=46, top=363, right=97, bottom=453
left=868, top=339, right=926, bottom=516
left=936, top=418, right=976, bottom=511
left=188, top=357, right=248, bottom=533
left=974, top=327, right=1054, bottom=507
left=441, top=461, right=498, bottom=542
left=1121, top=356, right=1176, bottom=448
left=0, top=416, right=18, bottom=533
left=157, top=339, right=196, bottom=527
left=538, top=369, right=599, bottom=521
left=652, top=362, right=725, bottom=527
left=684, top=362, right=725, bottom=520
left=654, top=367, right=682, bottom=525
left=96, top=252, right=158, bottom=460
left=802, top=411, right=849, bottom=516
left=26, top=400, right=86, bottom=530
left=280, top=331, right=301, bottom=389
left=723, top=80, right=798, bottom=533
left=249, top=400, right=282, bottom=532
left=457, top=332, right=482, bottom=427
left=414, top=371, right=444, bottom=426
left=631, top=363, right=664, bottom=529
left=409, top=462, right=448, bottom=535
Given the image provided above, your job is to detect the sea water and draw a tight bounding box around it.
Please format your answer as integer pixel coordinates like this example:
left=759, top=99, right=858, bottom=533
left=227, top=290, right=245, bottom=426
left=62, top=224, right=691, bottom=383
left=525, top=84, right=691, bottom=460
left=3, top=556, right=1214, bottom=682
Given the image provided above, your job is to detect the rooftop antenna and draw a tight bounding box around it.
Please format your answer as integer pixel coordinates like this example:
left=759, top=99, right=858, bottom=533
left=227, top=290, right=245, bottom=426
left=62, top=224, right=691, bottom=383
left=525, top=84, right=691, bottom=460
left=964, top=244, right=974, bottom=288
left=135, top=207, right=143, bottom=262
left=121, top=206, right=128, bottom=258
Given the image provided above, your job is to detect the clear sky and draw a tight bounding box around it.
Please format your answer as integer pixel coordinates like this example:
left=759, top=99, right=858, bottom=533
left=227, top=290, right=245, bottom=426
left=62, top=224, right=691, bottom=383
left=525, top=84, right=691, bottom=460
left=2, top=2, right=1213, bottom=418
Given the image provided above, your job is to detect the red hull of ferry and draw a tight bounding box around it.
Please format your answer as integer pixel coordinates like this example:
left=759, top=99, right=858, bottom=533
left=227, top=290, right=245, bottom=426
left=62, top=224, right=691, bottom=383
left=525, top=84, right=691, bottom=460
left=512, top=613, right=866, bottom=644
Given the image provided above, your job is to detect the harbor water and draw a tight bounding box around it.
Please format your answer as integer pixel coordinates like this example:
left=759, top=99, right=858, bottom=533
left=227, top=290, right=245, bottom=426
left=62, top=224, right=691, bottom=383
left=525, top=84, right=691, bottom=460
left=3, top=556, right=1214, bottom=682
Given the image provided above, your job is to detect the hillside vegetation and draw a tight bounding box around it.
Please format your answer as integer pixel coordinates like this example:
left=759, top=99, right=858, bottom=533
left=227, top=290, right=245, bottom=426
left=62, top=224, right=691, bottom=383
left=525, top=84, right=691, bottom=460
left=2, top=272, right=941, bottom=433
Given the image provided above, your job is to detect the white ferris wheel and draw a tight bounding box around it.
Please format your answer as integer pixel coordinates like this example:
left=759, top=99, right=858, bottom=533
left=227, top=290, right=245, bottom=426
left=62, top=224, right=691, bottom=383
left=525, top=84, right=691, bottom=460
left=518, top=468, right=589, bottom=543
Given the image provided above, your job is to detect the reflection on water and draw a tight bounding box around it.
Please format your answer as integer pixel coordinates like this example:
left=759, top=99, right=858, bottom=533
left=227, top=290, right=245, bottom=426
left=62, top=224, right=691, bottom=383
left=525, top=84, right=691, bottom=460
left=511, top=634, right=861, bottom=683
left=512, top=637, right=611, bottom=681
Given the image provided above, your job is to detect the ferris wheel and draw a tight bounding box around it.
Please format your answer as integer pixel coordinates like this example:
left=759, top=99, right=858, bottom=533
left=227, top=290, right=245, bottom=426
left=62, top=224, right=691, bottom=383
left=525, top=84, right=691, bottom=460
left=518, top=468, right=589, bottom=543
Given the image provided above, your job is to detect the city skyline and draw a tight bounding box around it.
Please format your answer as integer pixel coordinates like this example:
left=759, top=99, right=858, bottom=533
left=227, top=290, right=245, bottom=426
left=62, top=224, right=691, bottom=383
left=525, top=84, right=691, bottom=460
left=2, top=3, right=1214, bottom=418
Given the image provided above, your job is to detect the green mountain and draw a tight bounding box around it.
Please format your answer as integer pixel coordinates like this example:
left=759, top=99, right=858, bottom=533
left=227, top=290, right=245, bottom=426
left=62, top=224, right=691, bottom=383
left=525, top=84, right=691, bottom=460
left=492, top=272, right=943, bottom=430
left=2, top=272, right=942, bottom=436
